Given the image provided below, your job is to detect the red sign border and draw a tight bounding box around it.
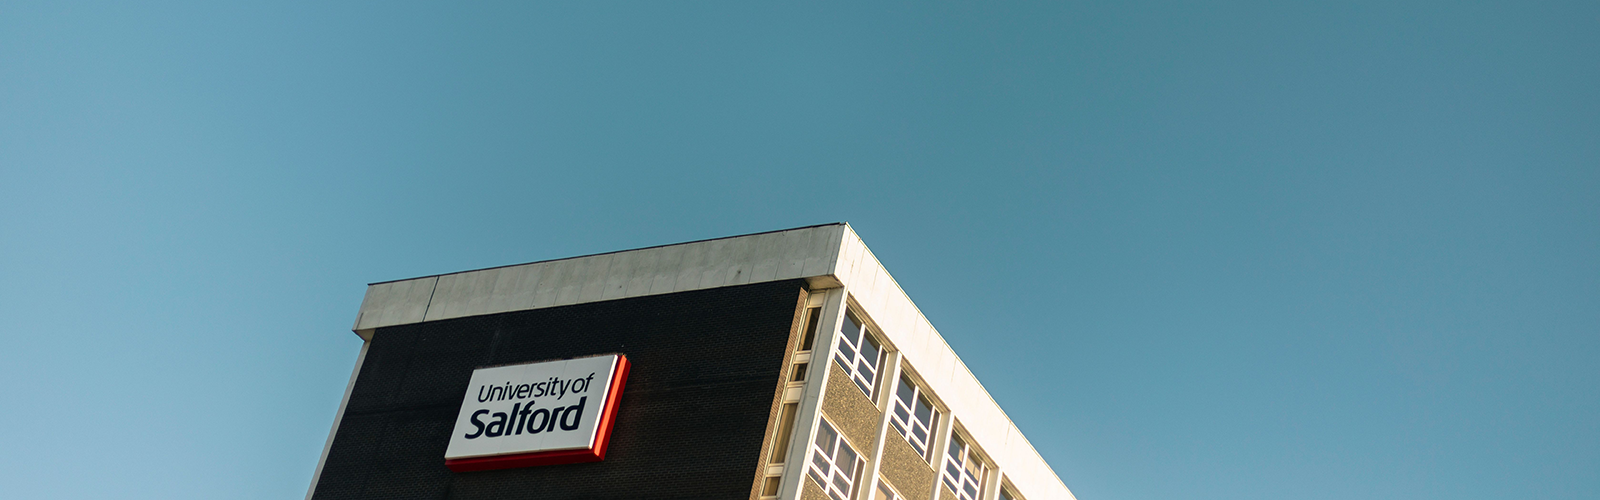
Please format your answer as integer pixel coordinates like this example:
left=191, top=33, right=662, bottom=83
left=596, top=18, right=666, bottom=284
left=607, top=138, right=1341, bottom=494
left=444, top=354, right=631, bottom=473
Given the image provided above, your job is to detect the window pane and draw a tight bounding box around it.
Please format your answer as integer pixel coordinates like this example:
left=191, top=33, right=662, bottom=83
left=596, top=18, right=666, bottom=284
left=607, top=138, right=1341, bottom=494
left=877, top=482, right=896, bottom=500
left=801, top=308, right=822, bottom=351
left=857, top=360, right=876, bottom=380
left=838, top=343, right=857, bottom=361
left=836, top=440, right=858, bottom=466
left=816, top=422, right=837, bottom=451
left=771, top=403, right=799, bottom=464
left=843, top=312, right=862, bottom=343
left=914, top=397, right=934, bottom=422
left=861, top=335, right=882, bottom=365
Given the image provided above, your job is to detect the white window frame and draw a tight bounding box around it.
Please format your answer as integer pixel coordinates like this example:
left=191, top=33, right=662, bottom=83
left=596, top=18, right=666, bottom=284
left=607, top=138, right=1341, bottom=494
left=834, top=309, right=885, bottom=398
left=942, top=435, right=987, bottom=500
left=999, top=484, right=1022, bottom=500
left=889, top=374, right=940, bottom=461
left=809, top=420, right=863, bottom=500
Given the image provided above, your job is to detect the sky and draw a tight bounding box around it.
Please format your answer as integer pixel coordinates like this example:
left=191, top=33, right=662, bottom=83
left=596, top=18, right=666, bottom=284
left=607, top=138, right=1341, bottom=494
left=1, top=1, right=1595, bottom=499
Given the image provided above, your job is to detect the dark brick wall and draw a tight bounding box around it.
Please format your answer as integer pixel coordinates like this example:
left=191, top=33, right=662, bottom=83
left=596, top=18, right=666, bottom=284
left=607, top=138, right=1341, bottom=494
left=312, top=280, right=807, bottom=500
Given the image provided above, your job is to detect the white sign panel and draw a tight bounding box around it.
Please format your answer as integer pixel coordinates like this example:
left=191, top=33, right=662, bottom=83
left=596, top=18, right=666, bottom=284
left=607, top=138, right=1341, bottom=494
left=444, top=354, right=629, bottom=471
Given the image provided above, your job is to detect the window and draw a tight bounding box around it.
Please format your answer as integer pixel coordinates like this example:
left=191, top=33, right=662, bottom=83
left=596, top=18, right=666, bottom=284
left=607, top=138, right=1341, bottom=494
left=809, top=420, right=863, bottom=500
left=889, top=375, right=940, bottom=460
left=769, top=403, right=799, bottom=464
left=874, top=480, right=904, bottom=500
left=942, top=435, right=986, bottom=500
left=800, top=307, right=823, bottom=351
left=834, top=310, right=885, bottom=398
left=999, top=486, right=1019, bottom=500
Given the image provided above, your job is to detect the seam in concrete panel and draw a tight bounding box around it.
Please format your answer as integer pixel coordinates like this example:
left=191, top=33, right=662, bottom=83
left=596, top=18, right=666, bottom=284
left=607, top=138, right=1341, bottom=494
left=419, top=276, right=440, bottom=323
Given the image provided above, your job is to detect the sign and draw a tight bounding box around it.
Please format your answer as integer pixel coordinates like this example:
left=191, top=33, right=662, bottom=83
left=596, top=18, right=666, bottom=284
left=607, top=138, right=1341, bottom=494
left=444, top=354, right=631, bottom=472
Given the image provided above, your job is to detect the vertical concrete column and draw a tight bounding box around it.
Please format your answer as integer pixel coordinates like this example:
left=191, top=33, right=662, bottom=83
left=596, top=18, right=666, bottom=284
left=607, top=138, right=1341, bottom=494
left=981, top=468, right=1002, bottom=500
left=861, top=350, right=904, bottom=498
left=927, top=412, right=957, bottom=500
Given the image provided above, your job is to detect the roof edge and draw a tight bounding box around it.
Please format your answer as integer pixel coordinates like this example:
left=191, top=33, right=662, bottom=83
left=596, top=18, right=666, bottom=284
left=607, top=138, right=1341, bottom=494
left=367, top=222, right=847, bottom=286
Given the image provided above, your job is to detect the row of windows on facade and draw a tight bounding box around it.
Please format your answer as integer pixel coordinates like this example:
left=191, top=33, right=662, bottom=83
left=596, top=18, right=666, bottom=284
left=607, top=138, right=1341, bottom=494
left=762, top=306, right=1018, bottom=500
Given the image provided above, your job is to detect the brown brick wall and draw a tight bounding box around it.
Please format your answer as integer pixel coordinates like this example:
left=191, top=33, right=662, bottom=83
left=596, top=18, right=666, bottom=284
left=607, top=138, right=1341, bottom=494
left=747, top=289, right=811, bottom=500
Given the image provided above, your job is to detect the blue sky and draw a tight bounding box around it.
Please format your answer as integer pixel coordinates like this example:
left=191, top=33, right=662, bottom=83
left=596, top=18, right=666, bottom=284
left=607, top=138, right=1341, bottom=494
left=1, top=2, right=1595, bottom=499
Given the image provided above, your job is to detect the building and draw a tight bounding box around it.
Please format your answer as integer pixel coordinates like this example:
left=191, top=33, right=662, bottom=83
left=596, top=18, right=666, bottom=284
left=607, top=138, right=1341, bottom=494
left=306, top=223, right=1076, bottom=500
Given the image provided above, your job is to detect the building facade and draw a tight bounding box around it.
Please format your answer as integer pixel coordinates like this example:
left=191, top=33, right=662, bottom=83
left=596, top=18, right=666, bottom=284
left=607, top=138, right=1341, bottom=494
left=307, top=224, right=1076, bottom=500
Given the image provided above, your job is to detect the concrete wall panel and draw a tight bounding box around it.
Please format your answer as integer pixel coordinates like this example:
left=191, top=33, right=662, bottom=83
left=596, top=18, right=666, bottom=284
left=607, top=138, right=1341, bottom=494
left=881, top=433, right=937, bottom=500
left=821, top=359, right=883, bottom=455
left=801, top=477, right=830, bottom=500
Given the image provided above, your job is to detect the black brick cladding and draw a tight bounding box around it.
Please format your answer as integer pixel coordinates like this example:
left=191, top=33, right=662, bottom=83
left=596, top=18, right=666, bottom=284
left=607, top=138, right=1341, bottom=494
left=312, top=280, right=808, bottom=500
